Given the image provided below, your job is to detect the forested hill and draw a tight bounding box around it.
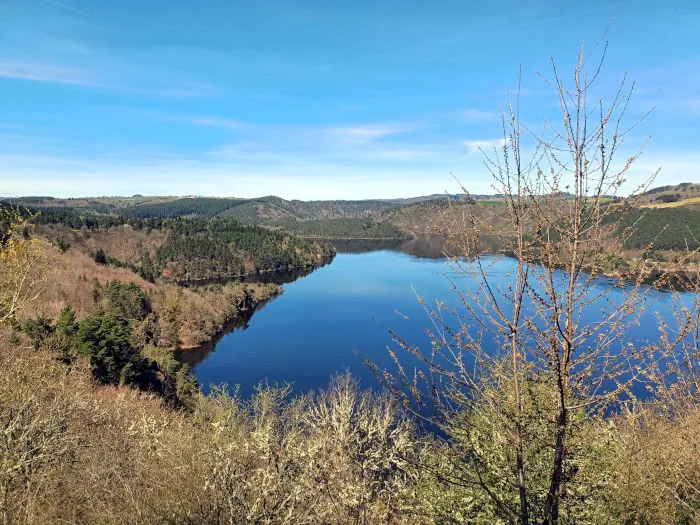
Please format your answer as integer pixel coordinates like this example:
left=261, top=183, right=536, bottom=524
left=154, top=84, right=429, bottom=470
left=157, top=217, right=336, bottom=282
left=9, top=182, right=700, bottom=246
left=8, top=194, right=467, bottom=239
left=5, top=204, right=335, bottom=283
left=384, top=193, right=700, bottom=253
left=636, top=182, right=700, bottom=207
left=9, top=194, right=474, bottom=222
left=114, top=196, right=407, bottom=222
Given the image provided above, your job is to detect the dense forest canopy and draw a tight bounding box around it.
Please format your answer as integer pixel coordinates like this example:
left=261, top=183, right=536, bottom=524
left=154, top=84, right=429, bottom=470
left=2, top=202, right=335, bottom=282
left=157, top=217, right=335, bottom=281
left=619, top=207, right=700, bottom=250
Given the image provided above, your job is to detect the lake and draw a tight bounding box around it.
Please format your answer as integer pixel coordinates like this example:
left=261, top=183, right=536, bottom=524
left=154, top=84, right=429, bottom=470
left=178, top=238, right=697, bottom=400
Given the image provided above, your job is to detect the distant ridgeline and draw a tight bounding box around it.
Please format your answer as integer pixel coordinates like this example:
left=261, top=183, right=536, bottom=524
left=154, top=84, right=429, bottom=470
left=3, top=196, right=413, bottom=239
left=5, top=183, right=700, bottom=252
left=4, top=202, right=335, bottom=283
left=117, top=196, right=401, bottom=221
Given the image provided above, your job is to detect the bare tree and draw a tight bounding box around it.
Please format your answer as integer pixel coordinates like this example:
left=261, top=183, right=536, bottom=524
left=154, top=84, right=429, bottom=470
left=380, top=37, right=678, bottom=524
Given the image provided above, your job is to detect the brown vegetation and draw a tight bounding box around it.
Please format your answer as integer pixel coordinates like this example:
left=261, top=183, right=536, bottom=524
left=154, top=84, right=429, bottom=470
left=21, top=222, right=278, bottom=351
left=0, top=340, right=427, bottom=524
left=3, top=41, right=700, bottom=525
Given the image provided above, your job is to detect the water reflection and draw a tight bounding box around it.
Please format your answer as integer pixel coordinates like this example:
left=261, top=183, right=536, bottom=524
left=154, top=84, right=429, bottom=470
left=178, top=258, right=333, bottom=288
left=331, top=234, right=503, bottom=259
left=174, top=300, right=266, bottom=369
left=175, top=235, right=496, bottom=372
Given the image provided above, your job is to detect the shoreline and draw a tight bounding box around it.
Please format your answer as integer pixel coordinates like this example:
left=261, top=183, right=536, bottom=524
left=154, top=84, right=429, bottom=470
left=171, top=256, right=335, bottom=354
left=174, top=289, right=279, bottom=354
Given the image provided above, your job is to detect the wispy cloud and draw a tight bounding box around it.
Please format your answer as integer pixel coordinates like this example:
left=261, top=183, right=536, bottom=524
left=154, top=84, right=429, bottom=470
left=309, top=1, right=641, bottom=70
left=463, top=138, right=508, bottom=154
left=209, top=121, right=430, bottom=164
left=157, top=114, right=245, bottom=130
left=2, top=141, right=696, bottom=200
left=453, top=108, right=501, bottom=123
left=0, top=59, right=216, bottom=98
left=0, top=60, right=103, bottom=88
left=324, top=123, right=411, bottom=145
left=39, top=0, right=94, bottom=19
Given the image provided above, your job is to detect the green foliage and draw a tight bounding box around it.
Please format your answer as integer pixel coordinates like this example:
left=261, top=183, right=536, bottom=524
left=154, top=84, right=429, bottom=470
left=120, top=197, right=243, bottom=218
left=267, top=216, right=409, bottom=239
left=657, top=193, right=681, bottom=203
left=600, top=253, right=630, bottom=274
left=616, top=208, right=700, bottom=250
left=156, top=217, right=334, bottom=281
left=137, top=251, right=157, bottom=283
left=88, top=248, right=107, bottom=264
left=640, top=182, right=700, bottom=197
left=102, top=280, right=152, bottom=321
left=75, top=312, right=145, bottom=385
left=0, top=203, right=164, bottom=231
left=13, top=204, right=336, bottom=283
left=22, top=315, right=55, bottom=349
left=56, top=238, right=70, bottom=252
left=643, top=250, right=666, bottom=262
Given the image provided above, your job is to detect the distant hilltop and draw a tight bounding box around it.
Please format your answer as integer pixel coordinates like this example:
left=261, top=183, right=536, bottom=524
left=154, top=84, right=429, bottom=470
left=5, top=182, right=699, bottom=224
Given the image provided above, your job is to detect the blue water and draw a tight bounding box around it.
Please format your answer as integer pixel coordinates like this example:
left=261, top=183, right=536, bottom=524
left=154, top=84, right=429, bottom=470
left=182, top=250, right=453, bottom=396
left=181, top=246, right=698, bottom=400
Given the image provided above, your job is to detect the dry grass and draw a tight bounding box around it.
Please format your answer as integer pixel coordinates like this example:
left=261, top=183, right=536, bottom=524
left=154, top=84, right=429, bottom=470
left=37, top=223, right=165, bottom=265
left=26, top=226, right=276, bottom=350
left=0, top=340, right=427, bottom=524
left=640, top=196, right=700, bottom=209
left=605, top=404, right=700, bottom=524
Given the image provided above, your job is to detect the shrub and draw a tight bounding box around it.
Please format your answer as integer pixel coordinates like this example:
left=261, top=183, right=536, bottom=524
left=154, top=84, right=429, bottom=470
left=88, top=248, right=107, bottom=264
left=102, top=280, right=152, bottom=321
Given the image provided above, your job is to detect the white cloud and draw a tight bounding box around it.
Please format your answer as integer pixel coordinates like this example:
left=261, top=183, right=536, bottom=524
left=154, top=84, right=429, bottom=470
left=324, top=124, right=411, bottom=146
left=454, top=108, right=501, bottom=122
left=0, top=60, right=104, bottom=88
left=5, top=143, right=696, bottom=201
left=463, top=138, right=508, bottom=154
left=157, top=114, right=245, bottom=130
left=0, top=150, right=480, bottom=200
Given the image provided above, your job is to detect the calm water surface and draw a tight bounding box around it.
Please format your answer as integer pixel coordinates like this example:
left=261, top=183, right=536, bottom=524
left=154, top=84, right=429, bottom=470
left=179, top=239, right=696, bottom=398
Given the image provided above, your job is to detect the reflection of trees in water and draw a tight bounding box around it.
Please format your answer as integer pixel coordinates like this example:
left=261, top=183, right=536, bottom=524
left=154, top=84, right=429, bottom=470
left=329, top=238, right=406, bottom=254
left=177, top=237, right=508, bottom=370
left=241, top=265, right=321, bottom=286
left=331, top=234, right=504, bottom=259
left=175, top=261, right=334, bottom=369
left=174, top=300, right=265, bottom=369
left=180, top=259, right=332, bottom=288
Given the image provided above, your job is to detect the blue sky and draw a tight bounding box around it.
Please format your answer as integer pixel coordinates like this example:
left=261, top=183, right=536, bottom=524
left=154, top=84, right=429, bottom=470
left=0, top=0, right=698, bottom=199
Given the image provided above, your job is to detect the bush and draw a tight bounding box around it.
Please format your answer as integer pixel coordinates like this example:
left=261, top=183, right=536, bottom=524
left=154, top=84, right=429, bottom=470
left=88, top=248, right=107, bottom=264
left=75, top=312, right=142, bottom=385
left=657, top=194, right=681, bottom=203
left=102, top=280, right=152, bottom=321
left=56, top=238, right=71, bottom=252
left=22, top=315, right=55, bottom=349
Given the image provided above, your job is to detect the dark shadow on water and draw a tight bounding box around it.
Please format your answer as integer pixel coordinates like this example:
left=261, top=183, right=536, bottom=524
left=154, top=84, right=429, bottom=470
left=178, top=258, right=333, bottom=288
left=174, top=299, right=270, bottom=369
left=174, top=264, right=331, bottom=369
left=329, top=235, right=448, bottom=258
